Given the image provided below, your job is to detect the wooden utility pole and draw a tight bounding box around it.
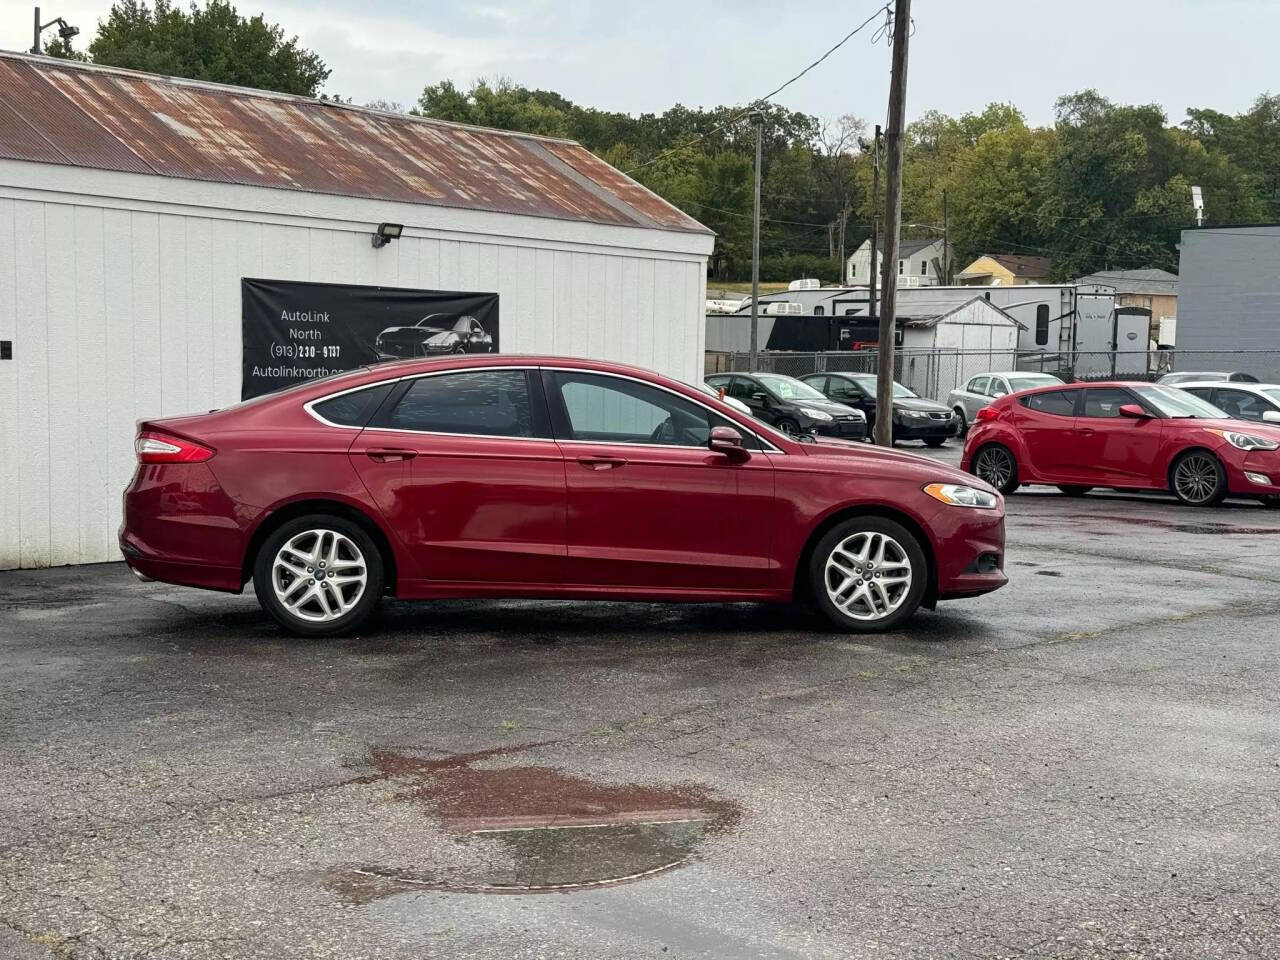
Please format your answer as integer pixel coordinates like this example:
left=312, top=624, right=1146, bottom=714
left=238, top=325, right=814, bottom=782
left=942, top=188, right=949, bottom=284
left=869, top=124, right=880, bottom=319
left=874, top=0, right=911, bottom=448
left=749, top=109, right=764, bottom=370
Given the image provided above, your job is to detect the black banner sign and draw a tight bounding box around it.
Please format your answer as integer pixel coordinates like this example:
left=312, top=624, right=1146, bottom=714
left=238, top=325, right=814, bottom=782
left=241, top=278, right=499, bottom=399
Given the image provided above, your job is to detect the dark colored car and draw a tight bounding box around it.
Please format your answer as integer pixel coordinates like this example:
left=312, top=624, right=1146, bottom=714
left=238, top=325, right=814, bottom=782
left=705, top=372, right=867, bottom=440
left=800, top=373, right=958, bottom=447
left=1156, top=371, right=1258, bottom=385
left=121, top=355, right=1006, bottom=636
left=374, top=314, right=492, bottom=359
left=962, top=380, right=1280, bottom=508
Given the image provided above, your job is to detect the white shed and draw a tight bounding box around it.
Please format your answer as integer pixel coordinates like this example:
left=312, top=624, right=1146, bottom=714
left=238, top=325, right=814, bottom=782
left=897, top=296, right=1023, bottom=400
left=0, top=52, right=713, bottom=570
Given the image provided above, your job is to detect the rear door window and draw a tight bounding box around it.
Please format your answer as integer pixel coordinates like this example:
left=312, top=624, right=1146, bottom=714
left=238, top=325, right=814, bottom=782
left=968, top=376, right=989, bottom=395
left=1021, top=389, right=1079, bottom=417
left=380, top=369, right=540, bottom=437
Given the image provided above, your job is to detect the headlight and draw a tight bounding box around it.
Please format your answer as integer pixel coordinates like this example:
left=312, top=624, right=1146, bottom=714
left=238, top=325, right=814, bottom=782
left=1209, top=429, right=1279, bottom=451
left=799, top=408, right=833, bottom=421
left=923, top=482, right=999, bottom=508
left=897, top=409, right=929, bottom=419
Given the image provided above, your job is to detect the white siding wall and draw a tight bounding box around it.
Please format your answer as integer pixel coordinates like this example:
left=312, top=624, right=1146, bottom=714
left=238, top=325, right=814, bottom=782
left=0, top=183, right=709, bottom=569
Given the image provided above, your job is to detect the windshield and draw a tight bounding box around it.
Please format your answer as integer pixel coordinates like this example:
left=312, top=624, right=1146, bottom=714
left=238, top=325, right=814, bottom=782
left=852, top=375, right=916, bottom=398
left=756, top=374, right=827, bottom=401
left=1164, top=372, right=1225, bottom=384
left=1006, top=374, right=1063, bottom=392
left=1131, top=384, right=1228, bottom=419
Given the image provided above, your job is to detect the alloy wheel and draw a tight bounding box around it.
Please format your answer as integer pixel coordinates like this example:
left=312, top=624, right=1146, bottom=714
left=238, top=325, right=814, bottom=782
left=271, top=529, right=368, bottom=623
left=1173, top=453, right=1221, bottom=505
left=823, top=531, right=913, bottom=622
left=777, top=420, right=800, bottom=437
left=974, top=446, right=1013, bottom=490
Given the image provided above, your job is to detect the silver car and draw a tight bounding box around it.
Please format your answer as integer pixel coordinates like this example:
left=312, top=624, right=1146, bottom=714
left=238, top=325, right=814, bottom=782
left=947, top=372, right=1064, bottom=435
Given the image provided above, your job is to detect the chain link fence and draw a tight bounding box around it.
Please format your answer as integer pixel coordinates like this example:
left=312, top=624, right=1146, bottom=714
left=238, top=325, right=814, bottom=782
left=705, top=349, right=1280, bottom=403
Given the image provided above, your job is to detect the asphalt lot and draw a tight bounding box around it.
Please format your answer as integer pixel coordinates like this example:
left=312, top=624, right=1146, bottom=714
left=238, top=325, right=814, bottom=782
left=3, top=441, right=1280, bottom=960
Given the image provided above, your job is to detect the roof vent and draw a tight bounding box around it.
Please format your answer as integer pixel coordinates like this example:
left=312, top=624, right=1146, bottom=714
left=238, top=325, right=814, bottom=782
left=764, top=302, right=804, bottom=315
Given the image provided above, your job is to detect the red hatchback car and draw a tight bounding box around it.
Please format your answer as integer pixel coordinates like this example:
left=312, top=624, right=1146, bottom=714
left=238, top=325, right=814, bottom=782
left=963, top=380, right=1280, bottom=507
left=121, top=356, right=1007, bottom=636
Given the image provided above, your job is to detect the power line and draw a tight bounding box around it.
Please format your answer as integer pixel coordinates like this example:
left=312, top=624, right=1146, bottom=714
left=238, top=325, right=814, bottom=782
left=622, top=2, right=891, bottom=176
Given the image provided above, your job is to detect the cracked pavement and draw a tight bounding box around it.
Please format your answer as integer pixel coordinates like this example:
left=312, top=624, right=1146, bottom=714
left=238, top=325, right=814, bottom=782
left=2, top=448, right=1279, bottom=959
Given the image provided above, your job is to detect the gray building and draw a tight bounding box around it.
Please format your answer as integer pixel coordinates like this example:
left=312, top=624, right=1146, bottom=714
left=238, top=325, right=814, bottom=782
left=1178, top=225, right=1280, bottom=378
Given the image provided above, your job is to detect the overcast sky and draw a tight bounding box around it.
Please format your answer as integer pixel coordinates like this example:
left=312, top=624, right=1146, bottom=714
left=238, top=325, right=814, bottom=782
left=4, top=0, right=1275, bottom=128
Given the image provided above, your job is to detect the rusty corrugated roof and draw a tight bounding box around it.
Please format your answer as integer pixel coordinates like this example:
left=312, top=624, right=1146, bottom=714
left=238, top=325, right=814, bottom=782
left=0, top=52, right=711, bottom=235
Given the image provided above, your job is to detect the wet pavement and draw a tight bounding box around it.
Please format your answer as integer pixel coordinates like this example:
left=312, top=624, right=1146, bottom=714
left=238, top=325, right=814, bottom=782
left=2, top=443, right=1279, bottom=959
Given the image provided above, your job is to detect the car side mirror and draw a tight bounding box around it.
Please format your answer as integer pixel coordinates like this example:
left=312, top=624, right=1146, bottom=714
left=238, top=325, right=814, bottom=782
left=1118, top=403, right=1149, bottom=419
left=709, top=425, right=750, bottom=462
left=1263, top=410, right=1280, bottom=424
left=992, top=391, right=1007, bottom=398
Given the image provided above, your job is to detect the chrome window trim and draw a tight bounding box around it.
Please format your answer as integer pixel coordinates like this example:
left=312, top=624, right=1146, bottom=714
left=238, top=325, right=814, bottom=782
left=303, top=377, right=405, bottom=429
left=542, top=365, right=785, bottom=454
left=304, top=363, right=785, bottom=452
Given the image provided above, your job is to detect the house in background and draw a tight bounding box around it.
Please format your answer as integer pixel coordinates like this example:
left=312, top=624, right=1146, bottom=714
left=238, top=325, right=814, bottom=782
left=1074, top=268, right=1179, bottom=345
left=845, top=237, right=950, bottom=287
left=956, top=254, right=1052, bottom=286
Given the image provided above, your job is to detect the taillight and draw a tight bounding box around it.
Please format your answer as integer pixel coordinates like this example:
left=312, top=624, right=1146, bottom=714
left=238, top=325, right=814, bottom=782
left=135, top=432, right=214, bottom=464
left=975, top=406, right=999, bottom=423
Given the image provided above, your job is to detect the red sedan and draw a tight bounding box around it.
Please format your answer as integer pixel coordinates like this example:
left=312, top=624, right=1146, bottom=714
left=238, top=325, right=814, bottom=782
left=121, top=356, right=1007, bottom=636
left=962, top=380, right=1280, bottom=507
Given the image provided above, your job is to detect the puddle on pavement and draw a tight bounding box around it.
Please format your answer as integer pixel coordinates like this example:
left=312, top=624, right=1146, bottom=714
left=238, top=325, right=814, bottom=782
left=327, top=745, right=739, bottom=901
left=1106, top=516, right=1280, bottom=536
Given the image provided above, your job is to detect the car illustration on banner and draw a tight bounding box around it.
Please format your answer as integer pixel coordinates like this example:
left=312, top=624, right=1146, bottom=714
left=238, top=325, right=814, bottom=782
left=374, top=314, right=493, bottom=359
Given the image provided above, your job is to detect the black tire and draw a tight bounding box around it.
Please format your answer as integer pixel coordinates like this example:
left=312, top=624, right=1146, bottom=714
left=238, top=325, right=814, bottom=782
left=1057, top=485, right=1093, bottom=497
left=923, top=437, right=946, bottom=448
left=253, top=514, right=384, bottom=637
left=971, top=443, right=1019, bottom=495
left=1169, top=449, right=1227, bottom=507
left=775, top=418, right=801, bottom=438
left=807, top=516, right=927, bottom=633
left=953, top=408, right=968, bottom=438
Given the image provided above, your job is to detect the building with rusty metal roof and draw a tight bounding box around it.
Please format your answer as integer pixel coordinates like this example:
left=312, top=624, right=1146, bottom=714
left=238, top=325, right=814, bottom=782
left=0, top=52, right=713, bottom=569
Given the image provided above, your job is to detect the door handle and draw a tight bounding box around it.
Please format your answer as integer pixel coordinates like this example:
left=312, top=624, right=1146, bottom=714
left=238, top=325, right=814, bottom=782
left=1077, top=428, right=1096, bottom=436
left=577, top=455, right=627, bottom=470
left=365, top=448, right=418, bottom=462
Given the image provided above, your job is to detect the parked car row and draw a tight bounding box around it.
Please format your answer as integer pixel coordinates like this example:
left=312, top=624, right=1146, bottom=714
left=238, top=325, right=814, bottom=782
left=705, top=371, right=963, bottom=446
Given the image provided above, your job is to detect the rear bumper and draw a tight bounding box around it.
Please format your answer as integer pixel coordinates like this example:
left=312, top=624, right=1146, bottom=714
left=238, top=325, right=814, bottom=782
left=119, top=462, right=248, bottom=592
left=120, top=538, right=243, bottom=593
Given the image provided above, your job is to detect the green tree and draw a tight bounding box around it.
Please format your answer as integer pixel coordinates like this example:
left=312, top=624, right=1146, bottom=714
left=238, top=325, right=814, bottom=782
left=60, top=0, right=329, bottom=96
